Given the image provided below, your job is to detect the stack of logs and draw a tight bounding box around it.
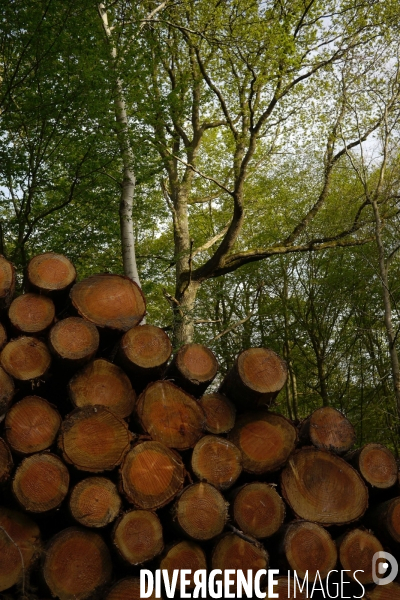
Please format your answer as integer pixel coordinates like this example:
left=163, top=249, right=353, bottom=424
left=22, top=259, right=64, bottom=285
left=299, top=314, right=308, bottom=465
left=0, top=252, right=399, bottom=600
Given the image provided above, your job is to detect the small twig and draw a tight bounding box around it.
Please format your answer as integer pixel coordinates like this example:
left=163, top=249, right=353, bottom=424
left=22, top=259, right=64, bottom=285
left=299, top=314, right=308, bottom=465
left=226, top=523, right=260, bottom=546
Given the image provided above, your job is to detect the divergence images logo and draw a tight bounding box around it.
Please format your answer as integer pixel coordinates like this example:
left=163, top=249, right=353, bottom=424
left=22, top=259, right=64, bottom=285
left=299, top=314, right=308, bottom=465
left=372, top=551, right=398, bottom=585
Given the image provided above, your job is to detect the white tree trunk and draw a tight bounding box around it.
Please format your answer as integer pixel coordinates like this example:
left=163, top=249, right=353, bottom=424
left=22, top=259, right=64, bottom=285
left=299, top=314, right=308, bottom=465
left=98, top=3, right=141, bottom=287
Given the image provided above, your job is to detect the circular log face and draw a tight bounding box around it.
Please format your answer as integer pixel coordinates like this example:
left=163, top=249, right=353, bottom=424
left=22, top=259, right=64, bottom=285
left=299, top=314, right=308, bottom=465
left=106, top=577, right=159, bottom=600
left=0, top=506, right=41, bottom=592
left=27, top=253, right=76, bottom=292
left=9, top=293, right=55, bottom=334
left=0, top=255, right=15, bottom=308
left=191, top=435, right=242, bottom=490
left=160, top=541, right=207, bottom=589
left=49, top=317, right=99, bottom=363
left=232, top=482, right=285, bottom=539
left=70, top=477, right=122, bottom=528
left=199, top=393, right=236, bottom=434
left=43, top=527, right=112, bottom=600
left=0, top=438, right=13, bottom=483
left=281, top=448, right=368, bottom=525
left=306, top=406, right=356, bottom=453
left=70, top=274, right=146, bottom=331
left=211, top=533, right=269, bottom=589
left=0, top=366, right=14, bottom=415
left=1, top=336, right=51, bottom=381
left=338, top=529, right=383, bottom=585
left=121, top=324, right=172, bottom=369
left=69, top=359, right=136, bottom=419
left=113, top=510, right=164, bottom=565
left=60, top=406, right=132, bottom=472
left=136, top=381, right=205, bottom=450
left=175, top=344, right=218, bottom=384
left=263, top=578, right=307, bottom=599
left=283, top=521, right=337, bottom=579
left=228, top=410, right=297, bottom=474
left=13, top=453, right=70, bottom=513
left=358, top=443, right=398, bottom=488
left=120, top=441, right=185, bottom=509
left=238, top=348, right=287, bottom=394
left=175, top=482, right=228, bottom=541
left=5, top=396, right=61, bottom=454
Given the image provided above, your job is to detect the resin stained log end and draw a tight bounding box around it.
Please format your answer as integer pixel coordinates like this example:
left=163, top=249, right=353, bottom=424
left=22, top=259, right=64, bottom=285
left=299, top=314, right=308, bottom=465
left=43, top=527, right=112, bottom=600
left=70, top=274, right=146, bottom=332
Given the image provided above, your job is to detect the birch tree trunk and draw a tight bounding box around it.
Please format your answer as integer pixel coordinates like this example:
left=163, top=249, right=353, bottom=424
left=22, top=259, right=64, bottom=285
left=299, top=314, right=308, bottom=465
left=98, top=3, right=141, bottom=287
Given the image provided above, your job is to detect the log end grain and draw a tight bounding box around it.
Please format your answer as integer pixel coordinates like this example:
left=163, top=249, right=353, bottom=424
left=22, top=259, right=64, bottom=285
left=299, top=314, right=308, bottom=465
left=0, top=437, right=13, bottom=483
left=120, top=441, right=185, bottom=509
left=9, top=293, right=55, bottom=335
left=232, top=482, right=285, bottom=539
left=69, top=477, right=122, bottom=528
left=136, top=381, right=205, bottom=450
left=300, top=406, right=356, bottom=454
left=173, top=482, right=227, bottom=541
left=43, top=527, right=112, bottom=600
left=0, top=366, right=14, bottom=416
left=70, top=274, right=146, bottom=332
left=106, top=577, right=159, bottom=600
left=191, top=435, right=242, bottom=491
left=0, top=506, right=41, bottom=592
left=263, top=577, right=307, bottom=599
left=5, top=396, right=61, bottom=454
left=49, top=317, right=99, bottom=365
left=211, top=533, right=269, bottom=588
left=228, top=410, right=297, bottom=474
left=69, top=358, right=136, bottom=419
left=281, top=448, right=369, bottom=525
left=356, top=443, right=398, bottom=488
left=27, top=252, right=76, bottom=293
left=169, top=343, right=218, bottom=396
left=59, top=406, right=133, bottom=473
left=113, top=510, right=163, bottom=565
left=119, top=324, right=172, bottom=376
left=283, top=521, right=337, bottom=579
left=199, top=393, right=236, bottom=434
left=160, top=541, right=207, bottom=589
left=12, top=453, right=69, bottom=513
left=0, top=336, right=51, bottom=381
left=0, top=255, right=16, bottom=310
left=338, top=528, right=383, bottom=585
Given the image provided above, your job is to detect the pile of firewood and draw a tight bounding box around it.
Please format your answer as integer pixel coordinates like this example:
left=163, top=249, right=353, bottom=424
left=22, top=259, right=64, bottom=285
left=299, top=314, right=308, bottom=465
left=0, top=252, right=399, bottom=600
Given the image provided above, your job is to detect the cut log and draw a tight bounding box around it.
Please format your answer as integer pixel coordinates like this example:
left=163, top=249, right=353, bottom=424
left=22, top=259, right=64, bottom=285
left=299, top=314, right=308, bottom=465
left=26, top=252, right=76, bottom=295
left=337, top=528, right=383, bottom=585
left=0, top=437, right=13, bottom=484
left=299, top=406, right=355, bottom=454
left=219, top=347, right=287, bottom=409
left=231, top=482, right=285, bottom=539
left=368, top=497, right=400, bottom=544
left=5, top=396, right=61, bottom=454
left=281, top=448, right=369, bottom=525
left=160, top=541, right=207, bottom=589
left=365, top=582, right=400, bottom=600
left=70, top=274, right=146, bottom=332
left=117, top=324, right=172, bottom=386
left=136, top=381, right=205, bottom=450
left=43, top=526, right=112, bottom=600
left=59, top=406, right=133, bottom=473
left=69, top=358, right=136, bottom=419
left=199, top=392, right=236, bottom=434
left=227, top=410, right=297, bottom=474
left=263, top=577, right=306, bottom=600
left=166, top=343, right=218, bottom=397
left=0, top=506, right=41, bottom=592
left=191, top=435, right=242, bottom=491
left=0, top=336, right=51, bottom=381
left=0, top=366, right=14, bottom=415
left=211, top=533, right=269, bottom=589
left=113, top=509, right=164, bottom=565
left=120, top=441, right=185, bottom=509
left=278, top=521, right=337, bottom=579
left=0, top=255, right=15, bottom=311
left=69, top=477, right=121, bottom=528
left=172, top=482, right=227, bottom=541
left=9, top=293, right=55, bottom=335
left=0, top=322, right=7, bottom=350
left=12, top=452, right=69, bottom=513
left=347, top=443, right=398, bottom=489
left=49, top=317, right=99, bottom=367
left=106, top=577, right=159, bottom=600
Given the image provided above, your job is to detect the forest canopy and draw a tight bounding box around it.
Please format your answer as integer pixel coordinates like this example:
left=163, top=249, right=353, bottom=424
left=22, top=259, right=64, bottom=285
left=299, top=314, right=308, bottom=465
left=1, top=0, right=400, bottom=448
